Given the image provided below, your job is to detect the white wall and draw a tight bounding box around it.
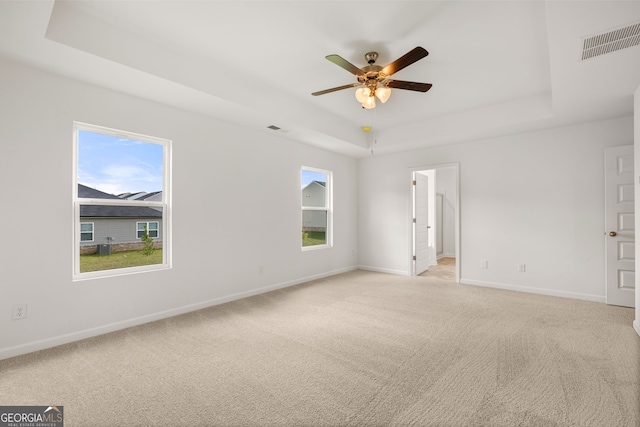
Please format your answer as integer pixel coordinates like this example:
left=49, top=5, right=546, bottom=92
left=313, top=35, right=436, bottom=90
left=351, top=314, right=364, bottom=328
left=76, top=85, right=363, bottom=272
left=359, top=117, right=634, bottom=301
left=635, top=85, right=640, bottom=337
left=0, top=58, right=359, bottom=359
left=436, top=167, right=457, bottom=258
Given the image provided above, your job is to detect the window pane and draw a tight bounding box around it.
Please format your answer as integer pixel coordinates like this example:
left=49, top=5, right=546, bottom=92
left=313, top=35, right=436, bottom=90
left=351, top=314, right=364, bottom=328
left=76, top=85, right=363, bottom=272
left=74, top=123, right=170, bottom=279
left=79, top=205, right=163, bottom=273
left=77, top=130, right=163, bottom=199
left=149, top=222, right=159, bottom=238
left=302, top=210, right=327, bottom=247
left=301, top=169, right=327, bottom=208
left=80, top=222, right=94, bottom=241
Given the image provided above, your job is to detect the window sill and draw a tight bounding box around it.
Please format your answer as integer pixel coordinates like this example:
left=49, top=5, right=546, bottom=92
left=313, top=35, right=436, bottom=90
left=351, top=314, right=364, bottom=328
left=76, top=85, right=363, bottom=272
left=301, top=244, right=331, bottom=252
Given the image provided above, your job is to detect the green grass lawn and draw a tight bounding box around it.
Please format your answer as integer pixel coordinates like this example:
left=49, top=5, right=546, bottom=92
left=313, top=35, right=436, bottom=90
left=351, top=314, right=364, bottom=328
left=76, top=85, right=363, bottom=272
left=80, top=249, right=163, bottom=273
left=302, top=231, right=326, bottom=247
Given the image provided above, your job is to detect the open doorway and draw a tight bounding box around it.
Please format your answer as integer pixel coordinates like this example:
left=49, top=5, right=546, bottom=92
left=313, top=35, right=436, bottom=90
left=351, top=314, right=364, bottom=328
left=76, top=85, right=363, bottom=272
left=411, top=164, right=460, bottom=282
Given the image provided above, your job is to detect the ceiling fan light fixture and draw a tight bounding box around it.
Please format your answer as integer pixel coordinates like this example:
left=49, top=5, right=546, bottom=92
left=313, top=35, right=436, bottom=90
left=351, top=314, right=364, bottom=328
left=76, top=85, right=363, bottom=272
left=362, top=95, right=376, bottom=109
left=312, top=47, right=431, bottom=110
left=376, top=86, right=391, bottom=103
left=355, top=87, right=370, bottom=103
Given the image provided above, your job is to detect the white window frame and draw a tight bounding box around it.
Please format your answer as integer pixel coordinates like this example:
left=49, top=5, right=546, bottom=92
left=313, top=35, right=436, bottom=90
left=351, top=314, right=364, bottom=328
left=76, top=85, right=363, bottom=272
left=301, top=166, right=332, bottom=251
left=80, top=222, right=94, bottom=242
left=73, top=122, right=172, bottom=280
left=137, top=221, right=159, bottom=239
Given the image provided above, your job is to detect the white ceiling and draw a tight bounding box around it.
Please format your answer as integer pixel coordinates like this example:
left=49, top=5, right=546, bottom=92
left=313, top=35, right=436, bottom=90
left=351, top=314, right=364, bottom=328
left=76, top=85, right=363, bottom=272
left=1, top=1, right=639, bottom=157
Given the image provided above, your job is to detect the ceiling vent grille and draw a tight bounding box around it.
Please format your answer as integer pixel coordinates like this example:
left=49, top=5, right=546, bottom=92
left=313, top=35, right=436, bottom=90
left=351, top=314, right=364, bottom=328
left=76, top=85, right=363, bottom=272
left=581, top=21, right=640, bottom=60
left=267, top=125, right=281, bottom=131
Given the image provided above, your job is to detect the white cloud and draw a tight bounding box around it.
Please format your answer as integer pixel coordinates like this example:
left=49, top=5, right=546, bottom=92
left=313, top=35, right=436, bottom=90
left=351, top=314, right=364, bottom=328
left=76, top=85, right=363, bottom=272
left=101, top=165, right=157, bottom=181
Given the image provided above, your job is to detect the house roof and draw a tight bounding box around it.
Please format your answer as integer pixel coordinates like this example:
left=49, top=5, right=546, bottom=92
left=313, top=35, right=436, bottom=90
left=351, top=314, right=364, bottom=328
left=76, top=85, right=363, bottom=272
left=136, top=191, right=162, bottom=200
left=80, top=205, right=162, bottom=219
left=78, top=184, right=121, bottom=200
left=78, top=184, right=162, bottom=218
left=302, top=181, right=326, bottom=191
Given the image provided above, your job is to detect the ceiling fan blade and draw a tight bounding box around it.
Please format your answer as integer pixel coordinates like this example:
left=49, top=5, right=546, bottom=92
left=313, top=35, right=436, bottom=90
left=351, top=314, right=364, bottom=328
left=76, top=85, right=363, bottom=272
left=312, top=83, right=360, bottom=96
left=386, top=80, right=433, bottom=92
left=325, top=54, right=366, bottom=76
left=381, top=47, right=429, bottom=76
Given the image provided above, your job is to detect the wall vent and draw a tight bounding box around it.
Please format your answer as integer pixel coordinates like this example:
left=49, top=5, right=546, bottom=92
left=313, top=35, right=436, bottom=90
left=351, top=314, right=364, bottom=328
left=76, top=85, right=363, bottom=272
left=581, top=21, right=640, bottom=61
left=267, top=125, right=281, bottom=131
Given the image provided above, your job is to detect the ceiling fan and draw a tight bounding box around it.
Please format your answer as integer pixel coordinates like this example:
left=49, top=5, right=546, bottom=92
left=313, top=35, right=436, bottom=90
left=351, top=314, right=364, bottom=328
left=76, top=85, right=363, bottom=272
left=312, top=46, right=432, bottom=109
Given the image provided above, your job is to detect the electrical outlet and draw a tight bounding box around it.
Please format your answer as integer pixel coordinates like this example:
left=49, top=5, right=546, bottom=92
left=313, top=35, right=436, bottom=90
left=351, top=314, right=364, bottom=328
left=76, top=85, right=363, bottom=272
left=12, top=303, right=27, bottom=320
left=480, top=260, right=488, bottom=269
left=258, top=265, right=264, bottom=274
left=518, top=264, right=526, bottom=273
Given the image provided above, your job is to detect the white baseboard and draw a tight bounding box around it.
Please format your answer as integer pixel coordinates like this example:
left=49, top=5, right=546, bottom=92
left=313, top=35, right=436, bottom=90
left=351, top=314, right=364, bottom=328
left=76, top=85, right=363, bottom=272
left=0, top=266, right=358, bottom=361
left=634, top=320, right=640, bottom=338
left=437, top=253, right=455, bottom=260
left=460, top=279, right=606, bottom=303
left=357, top=265, right=410, bottom=276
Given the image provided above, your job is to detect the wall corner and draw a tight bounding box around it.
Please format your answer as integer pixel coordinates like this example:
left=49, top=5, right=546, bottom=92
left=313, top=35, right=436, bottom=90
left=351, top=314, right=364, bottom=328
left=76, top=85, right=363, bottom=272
left=635, top=84, right=640, bottom=336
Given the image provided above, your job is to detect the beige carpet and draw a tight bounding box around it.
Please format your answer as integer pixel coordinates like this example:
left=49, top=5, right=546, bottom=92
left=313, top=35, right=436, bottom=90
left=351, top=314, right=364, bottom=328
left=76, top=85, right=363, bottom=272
left=1, top=270, right=638, bottom=426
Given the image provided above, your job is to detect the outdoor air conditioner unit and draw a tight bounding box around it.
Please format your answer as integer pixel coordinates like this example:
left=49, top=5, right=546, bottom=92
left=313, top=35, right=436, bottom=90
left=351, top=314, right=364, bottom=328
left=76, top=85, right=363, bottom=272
left=97, top=244, right=112, bottom=255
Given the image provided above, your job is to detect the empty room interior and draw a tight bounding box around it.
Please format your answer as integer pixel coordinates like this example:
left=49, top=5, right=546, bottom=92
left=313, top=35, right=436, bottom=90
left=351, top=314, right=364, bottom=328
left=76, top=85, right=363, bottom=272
left=1, top=1, right=639, bottom=426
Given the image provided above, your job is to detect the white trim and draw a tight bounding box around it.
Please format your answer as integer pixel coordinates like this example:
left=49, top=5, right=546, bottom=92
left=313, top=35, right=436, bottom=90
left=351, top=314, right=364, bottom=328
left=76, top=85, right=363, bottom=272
left=301, top=243, right=331, bottom=252
left=79, top=221, right=94, bottom=242
left=408, top=162, right=461, bottom=282
left=634, top=320, right=640, bottom=337
left=136, top=220, right=159, bottom=239
left=74, top=261, right=169, bottom=282
left=73, top=122, right=171, bottom=280
left=461, top=279, right=606, bottom=303
left=357, top=265, right=411, bottom=276
left=301, top=166, right=333, bottom=250
left=0, top=266, right=357, bottom=361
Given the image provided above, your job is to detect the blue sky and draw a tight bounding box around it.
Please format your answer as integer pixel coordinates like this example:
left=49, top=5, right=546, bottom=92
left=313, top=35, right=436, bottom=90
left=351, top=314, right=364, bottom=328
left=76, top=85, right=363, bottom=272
left=77, top=130, right=164, bottom=195
left=301, top=169, right=326, bottom=188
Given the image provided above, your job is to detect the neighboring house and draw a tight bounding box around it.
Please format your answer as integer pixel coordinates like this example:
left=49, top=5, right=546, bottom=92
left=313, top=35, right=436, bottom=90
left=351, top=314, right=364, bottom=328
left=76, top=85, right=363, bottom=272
left=137, top=191, right=163, bottom=202
left=118, top=191, right=162, bottom=202
left=79, top=184, right=163, bottom=254
left=302, top=180, right=326, bottom=231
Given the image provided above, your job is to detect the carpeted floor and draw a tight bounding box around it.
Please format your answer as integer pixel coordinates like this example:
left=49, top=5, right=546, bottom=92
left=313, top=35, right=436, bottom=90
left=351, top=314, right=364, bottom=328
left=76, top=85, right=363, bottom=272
left=1, top=270, right=638, bottom=426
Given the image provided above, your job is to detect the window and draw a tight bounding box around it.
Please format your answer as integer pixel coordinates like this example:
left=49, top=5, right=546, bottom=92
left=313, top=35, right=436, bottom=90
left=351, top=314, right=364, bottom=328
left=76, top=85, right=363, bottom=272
left=137, top=221, right=159, bottom=239
left=80, top=223, right=94, bottom=242
left=301, top=167, right=332, bottom=249
left=73, top=122, right=171, bottom=279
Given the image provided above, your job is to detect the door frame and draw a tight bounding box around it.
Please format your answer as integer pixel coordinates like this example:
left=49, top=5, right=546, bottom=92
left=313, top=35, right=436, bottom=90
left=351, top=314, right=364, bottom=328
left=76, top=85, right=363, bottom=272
left=409, top=162, right=461, bottom=282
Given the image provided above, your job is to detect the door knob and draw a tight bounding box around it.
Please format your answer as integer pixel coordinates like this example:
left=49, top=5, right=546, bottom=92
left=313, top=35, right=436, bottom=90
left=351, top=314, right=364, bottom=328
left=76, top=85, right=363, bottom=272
left=609, top=231, right=617, bottom=237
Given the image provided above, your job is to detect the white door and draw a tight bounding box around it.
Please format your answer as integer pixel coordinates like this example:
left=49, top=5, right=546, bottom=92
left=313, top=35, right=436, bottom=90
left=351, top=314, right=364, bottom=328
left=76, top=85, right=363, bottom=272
left=436, top=193, right=444, bottom=257
left=414, top=173, right=430, bottom=275
left=605, top=145, right=635, bottom=307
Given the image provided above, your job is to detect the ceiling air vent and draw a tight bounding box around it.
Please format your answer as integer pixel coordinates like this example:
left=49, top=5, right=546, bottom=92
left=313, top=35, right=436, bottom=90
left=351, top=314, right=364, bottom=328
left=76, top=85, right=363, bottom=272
left=581, top=21, right=640, bottom=61
left=267, top=125, right=281, bottom=131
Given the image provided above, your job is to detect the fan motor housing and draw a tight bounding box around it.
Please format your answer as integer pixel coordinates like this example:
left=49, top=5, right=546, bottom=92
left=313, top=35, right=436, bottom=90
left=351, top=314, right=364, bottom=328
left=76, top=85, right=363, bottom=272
left=365, top=52, right=378, bottom=64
